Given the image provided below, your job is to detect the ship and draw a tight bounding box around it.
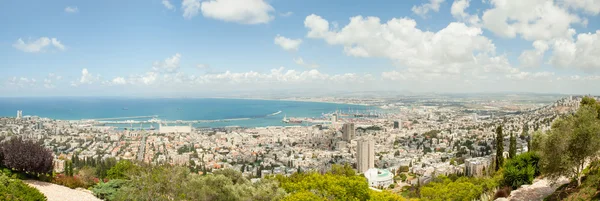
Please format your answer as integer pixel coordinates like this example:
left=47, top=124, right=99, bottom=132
left=282, top=115, right=303, bottom=124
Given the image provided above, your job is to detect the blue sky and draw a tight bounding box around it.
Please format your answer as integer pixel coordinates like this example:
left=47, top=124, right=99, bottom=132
left=1, top=0, right=600, bottom=96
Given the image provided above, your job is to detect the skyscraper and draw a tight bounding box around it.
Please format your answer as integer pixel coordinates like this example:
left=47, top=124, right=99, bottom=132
left=356, top=137, right=375, bottom=173
left=342, top=123, right=355, bottom=142
left=16, top=110, right=22, bottom=119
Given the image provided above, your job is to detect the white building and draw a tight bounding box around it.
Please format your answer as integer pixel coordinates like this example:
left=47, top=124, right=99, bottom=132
left=16, top=110, right=23, bottom=119
left=159, top=125, right=192, bottom=134
left=356, top=137, right=374, bottom=173
left=364, top=168, right=394, bottom=188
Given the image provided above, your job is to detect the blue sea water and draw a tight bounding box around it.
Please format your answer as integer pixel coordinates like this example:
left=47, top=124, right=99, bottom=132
left=0, top=97, right=370, bottom=128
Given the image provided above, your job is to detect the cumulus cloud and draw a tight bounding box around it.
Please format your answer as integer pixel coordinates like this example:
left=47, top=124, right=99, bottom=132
left=304, top=14, right=504, bottom=78
left=274, top=35, right=302, bottom=51
left=482, top=0, right=583, bottom=41
left=412, top=0, right=445, bottom=18
left=111, top=77, right=127, bottom=85
left=182, top=0, right=201, bottom=19
left=549, top=30, right=600, bottom=72
left=451, top=0, right=480, bottom=25
left=162, top=0, right=175, bottom=10
left=13, top=37, right=66, bottom=53
left=64, top=6, right=78, bottom=13
left=519, top=40, right=550, bottom=68
left=200, top=0, right=274, bottom=24
left=72, top=68, right=100, bottom=86
left=293, top=57, right=319, bottom=69
left=152, top=53, right=182, bottom=73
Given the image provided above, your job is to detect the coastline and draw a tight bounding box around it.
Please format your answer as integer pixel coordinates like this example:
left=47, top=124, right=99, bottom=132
left=206, top=96, right=371, bottom=106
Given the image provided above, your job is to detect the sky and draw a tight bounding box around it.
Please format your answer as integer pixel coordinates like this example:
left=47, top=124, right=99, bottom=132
left=1, top=0, right=600, bottom=97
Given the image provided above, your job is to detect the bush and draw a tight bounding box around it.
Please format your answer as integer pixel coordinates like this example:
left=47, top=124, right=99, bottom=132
left=503, top=152, right=540, bottom=189
left=0, top=137, right=53, bottom=175
left=0, top=173, right=47, bottom=201
left=494, top=186, right=511, bottom=199
left=92, top=179, right=128, bottom=201
left=52, top=174, right=86, bottom=189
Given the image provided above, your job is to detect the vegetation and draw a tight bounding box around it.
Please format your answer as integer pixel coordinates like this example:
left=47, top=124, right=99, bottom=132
left=0, top=137, right=53, bottom=175
left=276, top=164, right=406, bottom=201
left=495, top=125, right=504, bottom=171
left=508, top=132, right=516, bottom=159
left=502, top=152, right=540, bottom=189
left=538, top=99, right=600, bottom=186
left=545, top=161, right=600, bottom=200
left=419, top=174, right=501, bottom=201
left=0, top=173, right=46, bottom=201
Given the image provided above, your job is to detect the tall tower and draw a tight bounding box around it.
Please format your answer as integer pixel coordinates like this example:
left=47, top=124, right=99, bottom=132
left=16, top=110, right=22, bottom=119
left=356, top=137, right=375, bottom=173
left=342, top=123, right=355, bottom=142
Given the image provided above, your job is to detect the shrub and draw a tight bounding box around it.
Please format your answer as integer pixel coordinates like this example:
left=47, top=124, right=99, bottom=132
left=0, top=137, right=53, bottom=175
left=92, top=179, right=128, bottom=201
left=0, top=173, right=47, bottom=201
left=52, top=174, right=86, bottom=189
left=503, top=152, right=540, bottom=189
left=494, top=186, right=511, bottom=199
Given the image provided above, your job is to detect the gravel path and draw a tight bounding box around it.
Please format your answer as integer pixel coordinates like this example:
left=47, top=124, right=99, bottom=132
left=507, top=177, right=569, bottom=201
left=24, top=180, right=102, bottom=201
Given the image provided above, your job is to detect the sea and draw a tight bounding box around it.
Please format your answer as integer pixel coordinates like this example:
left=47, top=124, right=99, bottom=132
left=0, top=97, right=370, bottom=128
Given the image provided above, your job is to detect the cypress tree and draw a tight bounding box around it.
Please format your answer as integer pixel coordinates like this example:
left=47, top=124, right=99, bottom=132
left=495, top=125, right=504, bottom=171
left=509, top=132, right=517, bottom=159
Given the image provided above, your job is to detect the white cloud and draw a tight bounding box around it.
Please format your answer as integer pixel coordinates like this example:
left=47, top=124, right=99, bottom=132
left=182, top=0, right=201, bottom=19
left=200, top=0, right=274, bottom=24
left=293, top=57, right=319, bottom=68
left=7, top=77, right=37, bottom=88
left=559, top=0, right=600, bottom=15
left=280, top=12, right=293, bottom=17
left=72, top=68, right=99, bottom=86
left=549, top=30, right=600, bottom=72
left=162, top=0, right=175, bottom=10
left=13, top=37, right=66, bottom=53
left=412, top=0, right=445, bottom=18
left=111, top=77, right=127, bottom=85
left=304, top=14, right=501, bottom=77
left=518, top=40, right=549, bottom=68
left=152, top=53, right=182, bottom=73
left=451, top=0, right=480, bottom=25
left=274, top=35, right=302, bottom=51
left=481, top=0, right=583, bottom=41
left=64, top=6, right=78, bottom=13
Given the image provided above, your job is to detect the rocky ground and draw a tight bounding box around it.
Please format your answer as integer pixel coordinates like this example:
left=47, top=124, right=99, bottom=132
left=496, top=177, right=569, bottom=201
left=24, top=180, right=101, bottom=201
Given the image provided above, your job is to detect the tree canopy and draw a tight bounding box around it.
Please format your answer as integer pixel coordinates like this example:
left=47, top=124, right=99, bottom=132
left=0, top=137, right=53, bottom=175
left=539, top=99, right=600, bottom=186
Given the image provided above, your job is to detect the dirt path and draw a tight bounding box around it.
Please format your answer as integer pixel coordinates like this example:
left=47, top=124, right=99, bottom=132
left=506, top=177, right=569, bottom=201
left=24, top=180, right=102, bottom=201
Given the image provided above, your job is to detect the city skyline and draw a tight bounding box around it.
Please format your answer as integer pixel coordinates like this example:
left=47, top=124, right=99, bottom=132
left=2, top=0, right=600, bottom=96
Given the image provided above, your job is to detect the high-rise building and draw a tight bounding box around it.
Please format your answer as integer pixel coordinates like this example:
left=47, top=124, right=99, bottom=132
left=342, top=123, right=355, bottom=142
left=393, top=121, right=399, bottom=129
left=16, top=110, right=22, bottom=119
left=356, top=137, right=375, bottom=173
left=331, top=114, right=338, bottom=123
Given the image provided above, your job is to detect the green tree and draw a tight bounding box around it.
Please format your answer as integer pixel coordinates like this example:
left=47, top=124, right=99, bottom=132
left=540, top=104, right=600, bottom=186
left=509, top=132, right=516, bottom=159
left=495, top=125, right=504, bottom=171
left=107, top=160, right=136, bottom=180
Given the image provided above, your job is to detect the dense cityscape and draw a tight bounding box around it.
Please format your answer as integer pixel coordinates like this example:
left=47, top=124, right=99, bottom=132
left=1, top=94, right=592, bottom=200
